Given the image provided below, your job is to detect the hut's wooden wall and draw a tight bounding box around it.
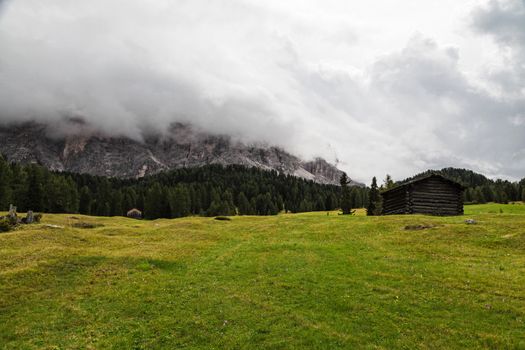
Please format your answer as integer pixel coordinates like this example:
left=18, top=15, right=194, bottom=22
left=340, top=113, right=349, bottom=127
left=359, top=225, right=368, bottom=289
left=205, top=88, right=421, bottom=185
left=382, top=176, right=463, bottom=216
left=382, top=187, right=409, bottom=215
left=410, top=177, right=463, bottom=216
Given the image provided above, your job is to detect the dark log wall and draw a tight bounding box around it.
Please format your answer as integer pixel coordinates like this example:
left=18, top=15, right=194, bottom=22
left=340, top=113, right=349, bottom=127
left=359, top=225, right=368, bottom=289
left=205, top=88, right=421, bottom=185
left=382, top=176, right=463, bottom=216
left=382, top=187, right=409, bottom=215
left=410, top=177, right=463, bottom=216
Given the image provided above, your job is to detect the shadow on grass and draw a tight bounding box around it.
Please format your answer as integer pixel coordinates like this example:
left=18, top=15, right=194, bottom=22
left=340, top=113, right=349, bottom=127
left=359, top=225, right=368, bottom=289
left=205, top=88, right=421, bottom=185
left=0, top=255, right=187, bottom=307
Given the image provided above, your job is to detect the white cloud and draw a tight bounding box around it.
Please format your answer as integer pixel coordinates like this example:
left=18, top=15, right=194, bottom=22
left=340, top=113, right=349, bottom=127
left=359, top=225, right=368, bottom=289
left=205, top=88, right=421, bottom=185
left=0, top=0, right=524, bottom=183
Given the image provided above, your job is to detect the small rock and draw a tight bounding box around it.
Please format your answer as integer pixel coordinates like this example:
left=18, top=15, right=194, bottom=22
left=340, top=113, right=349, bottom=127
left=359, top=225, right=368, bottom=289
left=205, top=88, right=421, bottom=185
left=43, top=224, right=64, bottom=229
left=465, top=219, right=477, bottom=225
left=25, top=211, right=34, bottom=224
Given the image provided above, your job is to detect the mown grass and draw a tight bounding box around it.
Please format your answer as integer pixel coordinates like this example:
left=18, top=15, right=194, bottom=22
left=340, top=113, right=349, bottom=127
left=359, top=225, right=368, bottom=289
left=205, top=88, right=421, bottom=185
left=1, top=204, right=524, bottom=349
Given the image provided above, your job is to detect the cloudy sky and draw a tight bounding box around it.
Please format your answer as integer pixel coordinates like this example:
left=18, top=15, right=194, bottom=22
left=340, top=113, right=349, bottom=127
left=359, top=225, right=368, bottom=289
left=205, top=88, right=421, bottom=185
left=0, top=0, right=524, bottom=183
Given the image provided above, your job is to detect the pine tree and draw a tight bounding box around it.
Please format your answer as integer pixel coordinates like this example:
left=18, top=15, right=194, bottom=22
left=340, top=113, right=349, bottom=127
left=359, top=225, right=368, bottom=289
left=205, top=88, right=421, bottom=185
left=79, top=186, right=92, bottom=215
left=299, top=199, right=312, bottom=213
left=352, top=188, right=363, bottom=208
left=522, top=188, right=525, bottom=203
left=10, top=163, right=27, bottom=209
left=122, top=188, right=137, bottom=213
left=111, top=190, right=124, bottom=216
left=473, top=187, right=486, bottom=204
left=237, top=192, right=252, bottom=215
left=25, top=165, right=44, bottom=212
left=367, top=177, right=381, bottom=216
left=145, top=183, right=167, bottom=219
left=168, top=185, right=191, bottom=218
left=65, top=177, right=79, bottom=213
left=384, top=174, right=395, bottom=190
left=221, top=190, right=236, bottom=216
left=339, top=173, right=353, bottom=215
left=0, top=156, right=12, bottom=210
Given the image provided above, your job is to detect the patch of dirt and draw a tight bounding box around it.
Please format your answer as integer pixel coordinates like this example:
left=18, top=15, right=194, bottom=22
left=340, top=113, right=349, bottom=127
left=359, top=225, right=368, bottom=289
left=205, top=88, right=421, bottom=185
left=72, top=222, right=104, bottom=229
left=404, top=224, right=437, bottom=231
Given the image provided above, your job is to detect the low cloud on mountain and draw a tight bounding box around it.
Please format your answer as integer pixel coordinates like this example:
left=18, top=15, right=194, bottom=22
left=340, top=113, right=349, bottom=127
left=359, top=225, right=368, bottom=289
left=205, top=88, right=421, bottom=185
left=0, top=0, right=524, bottom=182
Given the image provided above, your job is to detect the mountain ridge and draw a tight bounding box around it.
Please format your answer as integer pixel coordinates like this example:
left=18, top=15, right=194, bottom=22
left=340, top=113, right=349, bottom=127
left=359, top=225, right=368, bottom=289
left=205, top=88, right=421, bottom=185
left=0, top=121, right=362, bottom=186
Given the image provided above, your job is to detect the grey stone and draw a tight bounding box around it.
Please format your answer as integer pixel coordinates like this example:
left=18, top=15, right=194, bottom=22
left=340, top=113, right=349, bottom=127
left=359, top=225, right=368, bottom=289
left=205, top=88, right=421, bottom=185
left=25, top=211, right=34, bottom=224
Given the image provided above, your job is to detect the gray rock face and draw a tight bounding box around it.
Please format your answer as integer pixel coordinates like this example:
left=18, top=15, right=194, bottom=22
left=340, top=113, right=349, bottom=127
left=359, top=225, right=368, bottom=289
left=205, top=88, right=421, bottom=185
left=0, top=121, right=362, bottom=186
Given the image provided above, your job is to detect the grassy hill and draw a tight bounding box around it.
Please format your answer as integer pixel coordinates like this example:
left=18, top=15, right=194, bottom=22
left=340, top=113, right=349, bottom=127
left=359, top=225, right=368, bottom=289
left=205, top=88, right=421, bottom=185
left=1, top=204, right=524, bottom=349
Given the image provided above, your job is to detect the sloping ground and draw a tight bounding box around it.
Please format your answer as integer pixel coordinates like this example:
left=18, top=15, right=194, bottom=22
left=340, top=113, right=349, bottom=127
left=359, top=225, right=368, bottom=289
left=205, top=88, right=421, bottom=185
left=1, top=204, right=524, bottom=349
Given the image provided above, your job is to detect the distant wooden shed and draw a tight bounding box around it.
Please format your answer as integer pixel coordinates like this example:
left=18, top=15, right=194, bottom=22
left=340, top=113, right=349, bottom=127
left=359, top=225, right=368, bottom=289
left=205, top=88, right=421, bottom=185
left=126, top=208, right=142, bottom=219
left=381, top=174, right=465, bottom=216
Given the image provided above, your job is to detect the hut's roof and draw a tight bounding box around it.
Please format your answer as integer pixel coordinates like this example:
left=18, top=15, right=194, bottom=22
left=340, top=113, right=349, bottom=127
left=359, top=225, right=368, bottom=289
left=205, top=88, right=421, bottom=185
left=381, top=174, right=466, bottom=195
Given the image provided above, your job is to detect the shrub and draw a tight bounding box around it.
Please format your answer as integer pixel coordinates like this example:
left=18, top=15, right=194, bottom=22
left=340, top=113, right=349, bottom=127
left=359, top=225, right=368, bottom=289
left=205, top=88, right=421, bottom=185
left=0, top=218, right=13, bottom=233
left=7, top=214, right=18, bottom=226
left=34, top=213, right=43, bottom=223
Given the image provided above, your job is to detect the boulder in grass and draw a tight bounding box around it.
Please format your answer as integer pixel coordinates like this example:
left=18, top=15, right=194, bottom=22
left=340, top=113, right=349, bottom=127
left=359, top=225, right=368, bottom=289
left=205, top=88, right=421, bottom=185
left=7, top=204, right=18, bottom=225
left=25, top=211, right=34, bottom=224
left=465, top=219, right=477, bottom=225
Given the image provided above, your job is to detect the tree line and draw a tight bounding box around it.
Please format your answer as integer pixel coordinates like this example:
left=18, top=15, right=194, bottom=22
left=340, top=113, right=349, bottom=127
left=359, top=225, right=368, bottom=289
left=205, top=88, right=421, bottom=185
left=1, top=155, right=523, bottom=219
left=0, top=156, right=369, bottom=219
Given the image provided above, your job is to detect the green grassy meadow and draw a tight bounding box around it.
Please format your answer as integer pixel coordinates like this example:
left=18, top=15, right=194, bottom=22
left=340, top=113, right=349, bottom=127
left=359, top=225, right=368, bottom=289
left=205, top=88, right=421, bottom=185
left=1, top=203, right=525, bottom=349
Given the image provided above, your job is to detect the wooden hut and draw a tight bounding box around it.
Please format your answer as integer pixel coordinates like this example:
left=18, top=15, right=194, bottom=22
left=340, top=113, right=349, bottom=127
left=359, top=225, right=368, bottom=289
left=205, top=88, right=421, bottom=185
left=381, top=174, right=465, bottom=216
left=126, top=208, right=143, bottom=219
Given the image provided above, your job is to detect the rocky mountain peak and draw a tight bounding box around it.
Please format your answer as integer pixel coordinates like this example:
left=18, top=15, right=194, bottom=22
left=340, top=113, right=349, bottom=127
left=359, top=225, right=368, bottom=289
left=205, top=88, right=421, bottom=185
left=0, top=121, right=362, bottom=186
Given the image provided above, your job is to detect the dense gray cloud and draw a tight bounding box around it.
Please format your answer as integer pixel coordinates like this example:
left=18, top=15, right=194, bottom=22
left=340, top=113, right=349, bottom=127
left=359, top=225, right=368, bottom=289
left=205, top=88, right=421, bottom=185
left=472, top=0, right=525, bottom=96
left=0, top=0, right=524, bottom=182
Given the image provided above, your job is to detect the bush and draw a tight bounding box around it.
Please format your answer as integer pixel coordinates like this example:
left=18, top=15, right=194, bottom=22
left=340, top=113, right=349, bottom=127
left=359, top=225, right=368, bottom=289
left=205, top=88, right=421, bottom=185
left=34, top=213, right=43, bottom=223
left=0, top=218, right=13, bottom=233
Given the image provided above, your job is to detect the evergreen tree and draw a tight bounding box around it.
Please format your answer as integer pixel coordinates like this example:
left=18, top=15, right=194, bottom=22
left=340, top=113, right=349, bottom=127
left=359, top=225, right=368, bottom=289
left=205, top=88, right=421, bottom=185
left=102, top=202, right=111, bottom=217
left=144, top=183, right=168, bottom=219
left=482, top=185, right=494, bottom=203
left=221, top=190, right=236, bottom=216
left=111, top=190, right=124, bottom=216
left=339, top=173, right=353, bottom=215
left=265, top=193, right=279, bottom=215
left=10, top=163, right=27, bottom=209
left=473, top=187, right=486, bottom=204
left=352, top=187, right=363, bottom=208
left=168, top=185, right=191, bottom=218
left=25, top=165, right=44, bottom=212
left=522, top=188, right=525, bottom=203
left=237, top=192, right=252, bottom=215
left=0, top=156, right=12, bottom=210
left=384, top=174, right=395, bottom=190
left=79, top=186, right=92, bottom=215
left=122, top=188, right=137, bottom=213
left=367, top=177, right=382, bottom=216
